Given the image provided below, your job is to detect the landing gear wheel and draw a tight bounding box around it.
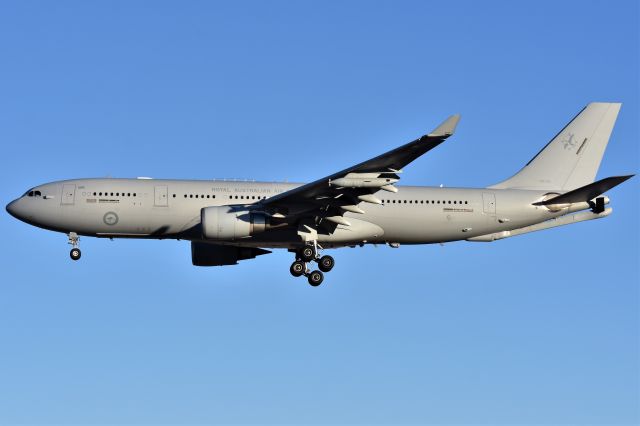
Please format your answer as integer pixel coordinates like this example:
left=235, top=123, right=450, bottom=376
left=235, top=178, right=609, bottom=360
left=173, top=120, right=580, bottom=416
left=70, top=248, right=81, bottom=261
left=318, top=255, right=334, bottom=273
left=308, top=270, right=324, bottom=286
left=300, top=246, right=315, bottom=262
left=290, top=260, right=306, bottom=277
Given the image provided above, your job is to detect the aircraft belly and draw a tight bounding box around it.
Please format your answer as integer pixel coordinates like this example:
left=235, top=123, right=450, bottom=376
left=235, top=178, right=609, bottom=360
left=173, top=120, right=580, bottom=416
left=353, top=205, right=491, bottom=244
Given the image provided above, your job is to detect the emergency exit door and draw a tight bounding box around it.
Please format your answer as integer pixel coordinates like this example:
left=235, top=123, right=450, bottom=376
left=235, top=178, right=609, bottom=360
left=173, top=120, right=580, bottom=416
left=482, top=192, right=496, bottom=215
left=154, top=186, right=168, bottom=207
left=61, top=184, right=76, bottom=205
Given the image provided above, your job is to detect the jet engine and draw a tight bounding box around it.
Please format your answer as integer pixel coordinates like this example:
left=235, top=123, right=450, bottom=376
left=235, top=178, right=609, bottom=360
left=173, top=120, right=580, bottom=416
left=201, top=206, right=268, bottom=240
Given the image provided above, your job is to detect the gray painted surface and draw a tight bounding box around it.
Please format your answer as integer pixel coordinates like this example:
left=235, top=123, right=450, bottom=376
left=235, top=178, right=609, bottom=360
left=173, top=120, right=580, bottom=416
left=5, top=103, right=632, bottom=269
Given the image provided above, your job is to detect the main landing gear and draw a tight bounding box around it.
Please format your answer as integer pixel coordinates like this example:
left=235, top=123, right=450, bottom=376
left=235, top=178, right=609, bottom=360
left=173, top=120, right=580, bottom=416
left=289, top=242, right=335, bottom=286
left=68, top=232, right=81, bottom=261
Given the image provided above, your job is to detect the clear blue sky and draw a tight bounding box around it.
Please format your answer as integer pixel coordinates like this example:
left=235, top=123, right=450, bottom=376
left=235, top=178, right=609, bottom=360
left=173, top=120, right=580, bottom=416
left=0, top=1, right=638, bottom=424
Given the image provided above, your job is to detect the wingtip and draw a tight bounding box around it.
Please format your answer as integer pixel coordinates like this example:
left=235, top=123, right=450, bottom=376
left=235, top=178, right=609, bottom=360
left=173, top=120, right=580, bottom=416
left=428, top=114, right=461, bottom=138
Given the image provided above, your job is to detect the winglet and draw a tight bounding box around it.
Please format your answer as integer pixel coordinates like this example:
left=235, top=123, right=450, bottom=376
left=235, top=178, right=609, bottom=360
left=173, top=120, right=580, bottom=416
left=428, top=114, right=461, bottom=138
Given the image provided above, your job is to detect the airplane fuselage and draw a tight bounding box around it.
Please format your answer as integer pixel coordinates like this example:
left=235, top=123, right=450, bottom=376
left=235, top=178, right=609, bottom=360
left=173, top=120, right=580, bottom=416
left=7, top=178, right=568, bottom=248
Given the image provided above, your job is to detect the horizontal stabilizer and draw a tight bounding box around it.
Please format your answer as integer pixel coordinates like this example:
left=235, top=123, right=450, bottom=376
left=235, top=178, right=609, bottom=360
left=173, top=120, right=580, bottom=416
left=533, top=175, right=634, bottom=206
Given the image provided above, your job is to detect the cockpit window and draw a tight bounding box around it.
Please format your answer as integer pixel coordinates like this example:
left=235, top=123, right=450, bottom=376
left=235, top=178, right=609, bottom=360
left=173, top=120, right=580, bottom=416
left=25, top=190, right=42, bottom=197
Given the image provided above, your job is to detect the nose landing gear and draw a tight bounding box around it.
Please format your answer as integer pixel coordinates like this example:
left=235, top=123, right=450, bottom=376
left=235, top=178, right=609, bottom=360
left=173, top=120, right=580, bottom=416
left=289, top=242, right=335, bottom=286
left=68, top=232, right=81, bottom=261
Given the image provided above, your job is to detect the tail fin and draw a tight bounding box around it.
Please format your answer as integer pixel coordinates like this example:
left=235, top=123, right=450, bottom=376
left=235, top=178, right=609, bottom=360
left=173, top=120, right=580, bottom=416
left=490, top=102, right=621, bottom=191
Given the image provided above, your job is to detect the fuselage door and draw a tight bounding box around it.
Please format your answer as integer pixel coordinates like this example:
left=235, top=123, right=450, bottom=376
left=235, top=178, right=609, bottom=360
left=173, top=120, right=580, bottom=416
left=61, top=184, right=76, bottom=205
left=154, top=185, right=168, bottom=207
left=482, top=192, right=496, bottom=215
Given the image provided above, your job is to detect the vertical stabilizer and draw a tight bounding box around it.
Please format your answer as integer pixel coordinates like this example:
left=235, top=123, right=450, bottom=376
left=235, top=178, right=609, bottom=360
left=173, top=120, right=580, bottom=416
left=490, top=103, right=621, bottom=191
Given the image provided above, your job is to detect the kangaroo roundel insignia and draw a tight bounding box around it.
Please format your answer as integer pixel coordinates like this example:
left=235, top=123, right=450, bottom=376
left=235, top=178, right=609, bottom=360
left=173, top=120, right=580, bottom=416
left=103, top=211, right=119, bottom=226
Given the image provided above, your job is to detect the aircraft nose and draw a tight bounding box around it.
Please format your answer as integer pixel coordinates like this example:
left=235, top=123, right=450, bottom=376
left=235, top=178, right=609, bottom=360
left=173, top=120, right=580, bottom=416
left=6, top=198, right=26, bottom=221
left=6, top=199, right=19, bottom=218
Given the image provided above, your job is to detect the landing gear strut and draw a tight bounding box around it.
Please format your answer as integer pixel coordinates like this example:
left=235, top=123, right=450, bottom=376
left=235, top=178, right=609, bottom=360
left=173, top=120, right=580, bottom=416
left=289, top=242, right=335, bottom=286
left=68, top=232, right=81, bottom=261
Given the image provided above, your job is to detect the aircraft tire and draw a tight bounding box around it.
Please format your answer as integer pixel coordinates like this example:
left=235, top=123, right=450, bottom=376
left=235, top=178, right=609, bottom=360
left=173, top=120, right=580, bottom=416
left=70, top=248, right=81, bottom=261
left=308, top=270, right=324, bottom=286
left=318, top=255, right=334, bottom=272
left=301, top=246, right=315, bottom=262
left=290, top=260, right=305, bottom=277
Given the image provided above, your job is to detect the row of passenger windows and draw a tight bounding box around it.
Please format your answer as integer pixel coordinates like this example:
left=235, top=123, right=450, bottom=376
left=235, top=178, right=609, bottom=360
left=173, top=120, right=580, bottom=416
left=179, top=194, right=216, bottom=199
left=88, top=192, right=265, bottom=200
left=86, top=191, right=467, bottom=205
left=175, top=194, right=267, bottom=200
left=93, top=192, right=137, bottom=197
left=384, top=199, right=469, bottom=205
left=228, top=195, right=266, bottom=200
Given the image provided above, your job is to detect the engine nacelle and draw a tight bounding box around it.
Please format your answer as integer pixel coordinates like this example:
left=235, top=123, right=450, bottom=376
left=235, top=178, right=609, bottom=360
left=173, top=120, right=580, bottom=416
left=201, top=206, right=267, bottom=240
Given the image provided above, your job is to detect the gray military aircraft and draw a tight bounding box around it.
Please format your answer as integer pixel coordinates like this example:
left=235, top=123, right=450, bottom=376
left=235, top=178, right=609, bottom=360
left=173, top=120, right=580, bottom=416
left=6, top=102, right=633, bottom=286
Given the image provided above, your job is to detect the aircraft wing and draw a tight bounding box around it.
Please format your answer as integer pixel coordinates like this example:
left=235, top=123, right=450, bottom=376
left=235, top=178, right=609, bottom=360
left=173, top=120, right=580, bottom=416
left=258, top=114, right=460, bottom=224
